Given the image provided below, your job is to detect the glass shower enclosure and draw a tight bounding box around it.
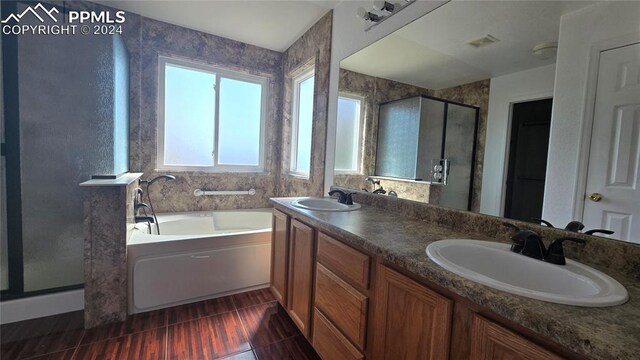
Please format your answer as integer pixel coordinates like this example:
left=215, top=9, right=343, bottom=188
left=376, top=96, right=479, bottom=210
left=1, top=1, right=129, bottom=299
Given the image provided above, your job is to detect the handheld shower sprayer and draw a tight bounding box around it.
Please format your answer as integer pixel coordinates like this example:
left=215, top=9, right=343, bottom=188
left=139, top=174, right=176, bottom=234
left=139, top=174, right=176, bottom=185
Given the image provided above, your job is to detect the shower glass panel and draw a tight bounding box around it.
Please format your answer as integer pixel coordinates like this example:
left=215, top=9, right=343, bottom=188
left=375, top=95, right=478, bottom=210
left=439, top=104, right=478, bottom=210
left=376, top=97, right=422, bottom=179
left=3, top=1, right=129, bottom=295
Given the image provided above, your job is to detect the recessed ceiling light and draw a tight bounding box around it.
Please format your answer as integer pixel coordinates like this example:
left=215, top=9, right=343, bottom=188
left=466, top=35, right=500, bottom=48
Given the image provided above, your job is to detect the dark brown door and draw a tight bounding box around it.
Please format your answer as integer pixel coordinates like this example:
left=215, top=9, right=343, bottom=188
left=504, top=98, right=552, bottom=222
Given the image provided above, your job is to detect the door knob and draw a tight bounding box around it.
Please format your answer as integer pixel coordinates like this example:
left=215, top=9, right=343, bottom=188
left=589, top=193, right=603, bottom=202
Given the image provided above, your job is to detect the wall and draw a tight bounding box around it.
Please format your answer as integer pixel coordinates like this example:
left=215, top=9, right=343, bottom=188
left=135, top=18, right=284, bottom=212
left=82, top=175, right=140, bottom=328
left=325, top=0, right=448, bottom=193
left=335, top=69, right=489, bottom=209
left=279, top=12, right=333, bottom=198
left=480, top=64, right=556, bottom=216
left=543, top=1, right=640, bottom=225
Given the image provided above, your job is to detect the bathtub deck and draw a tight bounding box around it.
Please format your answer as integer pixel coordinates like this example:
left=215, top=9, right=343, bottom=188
left=1, top=288, right=320, bottom=360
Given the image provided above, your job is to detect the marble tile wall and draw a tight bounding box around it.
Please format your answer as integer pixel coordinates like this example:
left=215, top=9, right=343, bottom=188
left=83, top=181, right=137, bottom=328
left=335, top=69, right=489, bottom=210
left=135, top=18, right=284, bottom=212
left=279, top=12, right=333, bottom=198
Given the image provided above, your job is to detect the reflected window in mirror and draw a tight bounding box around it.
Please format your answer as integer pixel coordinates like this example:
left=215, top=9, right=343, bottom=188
left=290, top=68, right=315, bottom=176
left=335, top=94, right=364, bottom=174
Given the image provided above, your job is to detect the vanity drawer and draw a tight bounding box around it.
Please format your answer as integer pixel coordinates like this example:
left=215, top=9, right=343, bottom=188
left=315, top=263, right=368, bottom=350
left=313, top=308, right=365, bottom=360
left=317, top=232, right=371, bottom=290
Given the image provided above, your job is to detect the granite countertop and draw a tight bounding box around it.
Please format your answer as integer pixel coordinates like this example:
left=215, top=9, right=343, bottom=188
left=271, top=197, right=640, bottom=360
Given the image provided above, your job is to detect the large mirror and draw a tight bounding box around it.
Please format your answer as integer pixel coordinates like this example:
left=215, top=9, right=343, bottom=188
left=332, top=1, right=640, bottom=243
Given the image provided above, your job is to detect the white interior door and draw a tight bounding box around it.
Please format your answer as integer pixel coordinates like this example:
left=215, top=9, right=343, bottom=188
left=583, top=43, right=640, bottom=243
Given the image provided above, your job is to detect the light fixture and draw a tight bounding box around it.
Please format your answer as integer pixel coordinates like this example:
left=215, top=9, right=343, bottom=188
left=357, top=0, right=417, bottom=29
left=532, top=42, right=558, bottom=60
left=373, top=0, right=395, bottom=13
left=356, top=7, right=383, bottom=22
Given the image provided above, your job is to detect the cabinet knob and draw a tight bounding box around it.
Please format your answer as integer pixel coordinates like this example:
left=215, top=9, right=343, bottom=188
left=589, top=193, right=603, bottom=202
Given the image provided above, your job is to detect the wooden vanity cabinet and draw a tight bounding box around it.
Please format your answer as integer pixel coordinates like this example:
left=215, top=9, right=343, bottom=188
left=470, top=315, right=566, bottom=360
left=372, top=265, right=453, bottom=360
left=270, top=208, right=574, bottom=360
left=270, top=209, right=289, bottom=307
left=313, top=232, right=372, bottom=359
left=287, top=219, right=316, bottom=337
left=270, top=210, right=316, bottom=338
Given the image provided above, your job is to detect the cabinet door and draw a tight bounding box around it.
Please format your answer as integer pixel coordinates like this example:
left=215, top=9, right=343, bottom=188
left=470, top=315, right=565, bottom=360
left=313, top=308, right=365, bottom=360
left=270, top=209, right=290, bottom=307
left=372, top=265, right=452, bottom=360
left=287, top=219, right=316, bottom=337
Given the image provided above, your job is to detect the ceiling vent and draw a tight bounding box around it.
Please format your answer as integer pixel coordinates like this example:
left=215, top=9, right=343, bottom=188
left=466, top=35, right=500, bottom=48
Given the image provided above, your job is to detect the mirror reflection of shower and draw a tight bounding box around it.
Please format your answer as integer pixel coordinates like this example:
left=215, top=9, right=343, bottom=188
left=137, top=175, right=176, bottom=234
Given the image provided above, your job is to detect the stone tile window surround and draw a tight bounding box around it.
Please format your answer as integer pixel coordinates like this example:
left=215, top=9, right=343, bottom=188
left=289, top=65, right=316, bottom=178
left=157, top=56, right=269, bottom=173
left=335, top=93, right=365, bottom=175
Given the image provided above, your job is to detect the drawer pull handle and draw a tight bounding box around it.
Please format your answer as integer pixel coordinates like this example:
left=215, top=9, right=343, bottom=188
left=190, top=255, right=210, bottom=259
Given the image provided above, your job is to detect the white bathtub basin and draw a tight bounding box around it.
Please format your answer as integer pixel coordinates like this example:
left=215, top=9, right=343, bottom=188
left=426, top=239, right=628, bottom=307
left=291, top=197, right=361, bottom=212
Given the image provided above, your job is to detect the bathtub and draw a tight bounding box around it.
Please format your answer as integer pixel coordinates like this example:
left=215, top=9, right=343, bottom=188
left=127, top=209, right=272, bottom=314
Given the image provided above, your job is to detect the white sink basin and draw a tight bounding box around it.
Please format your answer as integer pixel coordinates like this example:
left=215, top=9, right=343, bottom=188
left=291, top=197, right=361, bottom=212
left=426, top=239, right=628, bottom=307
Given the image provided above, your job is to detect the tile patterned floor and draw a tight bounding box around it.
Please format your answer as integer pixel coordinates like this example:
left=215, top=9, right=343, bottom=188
left=1, top=288, right=320, bottom=360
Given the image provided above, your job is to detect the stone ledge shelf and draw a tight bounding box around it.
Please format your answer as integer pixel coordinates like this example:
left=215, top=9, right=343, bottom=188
left=81, top=172, right=142, bottom=328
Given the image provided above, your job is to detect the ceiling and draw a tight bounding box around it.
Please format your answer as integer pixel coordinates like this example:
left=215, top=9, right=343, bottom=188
left=340, top=1, right=596, bottom=89
left=93, top=0, right=342, bottom=52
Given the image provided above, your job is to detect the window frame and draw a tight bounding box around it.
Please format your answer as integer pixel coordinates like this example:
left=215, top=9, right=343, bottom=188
left=289, top=67, right=316, bottom=177
left=157, top=56, right=269, bottom=173
left=335, top=93, right=365, bottom=175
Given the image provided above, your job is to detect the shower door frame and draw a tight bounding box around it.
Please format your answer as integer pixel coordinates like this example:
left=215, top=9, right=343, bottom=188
left=1, top=0, right=84, bottom=301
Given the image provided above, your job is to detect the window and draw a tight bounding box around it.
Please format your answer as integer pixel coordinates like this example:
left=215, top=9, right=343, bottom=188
left=290, top=68, right=315, bottom=176
left=158, top=57, right=268, bottom=172
left=335, top=94, right=363, bottom=173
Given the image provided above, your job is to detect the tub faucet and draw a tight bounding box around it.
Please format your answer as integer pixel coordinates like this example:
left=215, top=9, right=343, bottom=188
left=135, top=202, right=151, bottom=215
left=135, top=216, right=154, bottom=224
left=139, top=174, right=176, bottom=235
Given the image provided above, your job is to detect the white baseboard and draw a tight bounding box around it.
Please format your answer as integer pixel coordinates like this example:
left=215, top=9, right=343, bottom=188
left=0, top=289, right=84, bottom=324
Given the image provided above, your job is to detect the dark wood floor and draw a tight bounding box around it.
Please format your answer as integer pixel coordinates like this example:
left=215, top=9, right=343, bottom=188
left=1, top=288, right=320, bottom=360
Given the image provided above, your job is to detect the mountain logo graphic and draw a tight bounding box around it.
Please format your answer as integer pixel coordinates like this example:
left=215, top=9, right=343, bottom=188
left=1, top=3, right=59, bottom=24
